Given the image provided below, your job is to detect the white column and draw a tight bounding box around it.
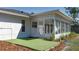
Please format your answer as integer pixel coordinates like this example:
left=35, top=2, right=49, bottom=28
left=53, top=15, right=56, bottom=34
left=70, top=24, right=71, bottom=32
left=60, top=21, right=61, bottom=34
left=64, top=23, right=66, bottom=36
left=64, top=23, right=66, bottom=33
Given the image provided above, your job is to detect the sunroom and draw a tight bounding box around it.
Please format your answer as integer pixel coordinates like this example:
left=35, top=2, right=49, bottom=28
left=31, top=10, right=72, bottom=39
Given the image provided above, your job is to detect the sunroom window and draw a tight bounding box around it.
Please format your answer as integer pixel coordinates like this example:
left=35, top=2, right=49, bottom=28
left=32, top=22, right=37, bottom=28
left=61, top=22, right=64, bottom=33
left=45, top=24, right=53, bottom=34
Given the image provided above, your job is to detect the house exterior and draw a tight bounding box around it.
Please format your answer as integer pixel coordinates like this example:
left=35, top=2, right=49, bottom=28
left=0, top=8, right=72, bottom=40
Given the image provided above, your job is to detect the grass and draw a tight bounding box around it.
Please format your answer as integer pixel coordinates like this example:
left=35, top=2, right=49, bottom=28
left=65, top=39, right=79, bottom=51
left=7, top=38, right=59, bottom=51
left=66, top=46, right=79, bottom=51
left=62, top=32, right=79, bottom=51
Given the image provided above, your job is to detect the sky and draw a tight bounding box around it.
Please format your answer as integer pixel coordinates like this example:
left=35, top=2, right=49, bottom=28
left=3, top=7, right=66, bottom=14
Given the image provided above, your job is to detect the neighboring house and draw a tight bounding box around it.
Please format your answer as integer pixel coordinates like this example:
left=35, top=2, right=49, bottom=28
left=0, top=8, right=72, bottom=40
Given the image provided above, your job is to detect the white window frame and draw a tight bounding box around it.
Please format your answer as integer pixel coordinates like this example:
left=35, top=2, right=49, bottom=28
left=45, top=23, right=53, bottom=34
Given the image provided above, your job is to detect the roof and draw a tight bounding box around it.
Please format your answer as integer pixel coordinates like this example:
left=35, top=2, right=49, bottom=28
left=0, top=8, right=30, bottom=17
left=0, top=8, right=73, bottom=20
left=31, top=10, right=73, bottom=21
left=56, top=10, right=73, bottom=20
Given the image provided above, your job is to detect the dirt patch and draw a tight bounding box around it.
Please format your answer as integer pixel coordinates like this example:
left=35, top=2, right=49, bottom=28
left=49, top=41, right=65, bottom=51
left=0, top=41, right=65, bottom=51
left=0, top=41, right=32, bottom=51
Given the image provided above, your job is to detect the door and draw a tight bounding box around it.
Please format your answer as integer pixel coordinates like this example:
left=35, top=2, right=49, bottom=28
left=0, top=28, right=12, bottom=40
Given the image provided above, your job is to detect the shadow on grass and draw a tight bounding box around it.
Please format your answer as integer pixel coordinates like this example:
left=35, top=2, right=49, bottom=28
left=18, top=37, right=59, bottom=42
left=18, top=37, right=41, bottom=40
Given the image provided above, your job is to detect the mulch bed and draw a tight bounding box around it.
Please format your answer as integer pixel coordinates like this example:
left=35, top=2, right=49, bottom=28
left=49, top=41, right=65, bottom=51
left=0, top=41, right=33, bottom=51
left=0, top=41, right=65, bottom=51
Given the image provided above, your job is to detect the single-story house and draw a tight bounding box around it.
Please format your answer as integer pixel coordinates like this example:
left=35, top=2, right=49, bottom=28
left=0, top=8, right=72, bottom=40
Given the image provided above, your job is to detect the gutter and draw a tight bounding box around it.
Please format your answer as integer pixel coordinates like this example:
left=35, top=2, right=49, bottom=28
left=0, top=10, right=29, bottom=18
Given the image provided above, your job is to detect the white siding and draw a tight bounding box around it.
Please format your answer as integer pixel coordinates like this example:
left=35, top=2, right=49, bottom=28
left=54, top=14, right=71, bottom=39
left=31, top=13, right=71, bottom=39
left=0, top=28, right=12, bottom=40
left=0, top=13, right=30, bottom=40
left=0, top=11, right=71, bottom=40
left=31, top=15, right=54, bottom=38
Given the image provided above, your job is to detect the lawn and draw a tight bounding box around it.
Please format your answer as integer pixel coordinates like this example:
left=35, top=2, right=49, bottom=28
left=7, top=38, right=59, bottom=51
left=65, top=39, right=79, bottom=51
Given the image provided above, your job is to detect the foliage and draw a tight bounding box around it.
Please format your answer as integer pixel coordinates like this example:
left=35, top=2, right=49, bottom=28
left=60, top=35, right=66, bottom=40
left=48, top=32, right=78, bottom=41
left=68, top=32, right=77, bottom=39
left=63, top=32, right=78, bottom=40
left=65, top=7, right=79, bottom=19
left=65, top=7, right=79, bottom=25
left=49, top=33, right=55, bottom=41
left=69, top=32, right=77, bottom=37
left=59, top=32, right=78, bottom=41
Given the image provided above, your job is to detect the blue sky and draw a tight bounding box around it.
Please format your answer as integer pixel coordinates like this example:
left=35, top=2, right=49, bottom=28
left=3, top=7, right=66, bottom=14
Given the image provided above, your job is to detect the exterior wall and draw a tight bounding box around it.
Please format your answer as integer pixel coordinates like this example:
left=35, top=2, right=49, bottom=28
left=0, top=11, right=71, bottom=40
left=31, top=13, right=71, bottom=39
left=54, top=14, right=71, bottom=39
left=31, top=16, right=45, bottom=38
left=31, top=14, right=54, bottom=38
left=0, top=13, right=30, bottom=40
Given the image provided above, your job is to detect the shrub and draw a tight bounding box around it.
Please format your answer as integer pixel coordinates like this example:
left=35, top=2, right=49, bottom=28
left=60, top=35, right=67, bottom=41
left=60, top=36, right=65, bottom=40
left=48, top=32, right=78, bottom=41
left=67, top=32, right=77, bottom=40
left=49, top=33, right=55, bottom=41
left=69, top=32, right=77, bottom=36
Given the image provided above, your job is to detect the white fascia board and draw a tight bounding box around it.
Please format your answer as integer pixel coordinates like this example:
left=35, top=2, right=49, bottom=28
left=31, top=10, right=73, bottom=21
left=56, top=10, right=73, bottom=21
left=0, top=10, right=29, bottom=18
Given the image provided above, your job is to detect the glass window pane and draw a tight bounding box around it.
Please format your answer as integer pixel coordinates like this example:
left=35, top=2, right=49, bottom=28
left=32, top=22, right=37, bottom=28
left=21, top=20, right=25, bottom=32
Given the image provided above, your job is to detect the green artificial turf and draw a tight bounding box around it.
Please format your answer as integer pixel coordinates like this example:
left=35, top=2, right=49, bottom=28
left=7, top=38, right=59, bottom=51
